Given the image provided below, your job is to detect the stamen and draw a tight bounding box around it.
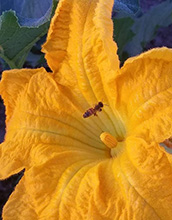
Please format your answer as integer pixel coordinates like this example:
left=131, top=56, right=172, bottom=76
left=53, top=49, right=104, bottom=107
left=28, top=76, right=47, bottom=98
left=100, top=132, right=118, bottom=149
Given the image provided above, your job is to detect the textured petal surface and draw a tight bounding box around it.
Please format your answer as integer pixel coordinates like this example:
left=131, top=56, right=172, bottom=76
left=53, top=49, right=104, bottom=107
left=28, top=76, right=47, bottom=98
left=110, top=47, right=172, bottom=142
left=124, top=136, right=172, bottom=220
left=0, top=68, right=42, bottom=122
left=0, top=68, right=109, bottom=179
left=3, top=137, right=172, bottom=220
left=1, top=0, right=172, bottom=219
left=42, top=0, right=125, bottom=139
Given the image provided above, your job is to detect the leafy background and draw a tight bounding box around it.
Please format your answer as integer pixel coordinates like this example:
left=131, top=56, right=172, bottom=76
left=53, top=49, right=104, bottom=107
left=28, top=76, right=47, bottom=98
left=0, top=0, right=172, bottom=218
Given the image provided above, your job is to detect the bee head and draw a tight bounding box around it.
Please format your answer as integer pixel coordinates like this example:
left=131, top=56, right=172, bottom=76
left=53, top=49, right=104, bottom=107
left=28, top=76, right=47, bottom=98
left=98, top=102, right=103, bottom=107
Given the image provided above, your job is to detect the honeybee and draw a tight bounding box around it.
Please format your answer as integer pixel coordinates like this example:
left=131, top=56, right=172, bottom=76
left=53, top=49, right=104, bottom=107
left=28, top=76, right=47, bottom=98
left=83, top=102, right=104, bottom=118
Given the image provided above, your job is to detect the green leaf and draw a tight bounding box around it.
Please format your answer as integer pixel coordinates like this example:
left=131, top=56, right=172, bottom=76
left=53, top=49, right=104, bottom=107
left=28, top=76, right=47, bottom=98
left=113, top=17, right=135, bottom=63
left=125, top=0, right=172, bottom=56
left=0, top=0, right=53, bottom=27
left=0, top=11, right=49, bottom=69
left=52, top=0, right=59, bottom=14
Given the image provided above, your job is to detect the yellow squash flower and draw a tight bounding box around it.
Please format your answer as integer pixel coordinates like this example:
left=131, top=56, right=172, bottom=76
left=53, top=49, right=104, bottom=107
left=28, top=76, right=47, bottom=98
left=1, top=0, right=172, bottom=219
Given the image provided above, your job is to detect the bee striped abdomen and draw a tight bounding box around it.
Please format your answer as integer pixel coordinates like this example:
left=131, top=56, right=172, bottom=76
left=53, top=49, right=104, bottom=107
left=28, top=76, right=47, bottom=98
left=83, top=108, right=95, bottom=118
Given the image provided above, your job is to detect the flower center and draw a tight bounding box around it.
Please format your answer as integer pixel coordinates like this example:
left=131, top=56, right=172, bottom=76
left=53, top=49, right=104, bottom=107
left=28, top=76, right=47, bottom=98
left=100, top=132, right=118, bottom=148
left=100, top=132, right=124, bottom=157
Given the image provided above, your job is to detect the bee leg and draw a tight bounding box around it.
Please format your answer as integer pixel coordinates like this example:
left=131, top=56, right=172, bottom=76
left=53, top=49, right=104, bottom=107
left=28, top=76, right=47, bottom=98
left=94, top=113, right=98, bottom=116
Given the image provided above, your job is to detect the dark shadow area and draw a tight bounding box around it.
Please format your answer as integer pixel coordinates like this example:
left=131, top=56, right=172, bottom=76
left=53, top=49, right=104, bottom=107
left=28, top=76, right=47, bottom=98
left=0, top=170, right=24, bottom=220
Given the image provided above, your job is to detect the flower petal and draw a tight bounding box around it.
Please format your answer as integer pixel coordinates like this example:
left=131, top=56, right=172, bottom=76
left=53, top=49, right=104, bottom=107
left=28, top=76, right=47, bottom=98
left=42, top=0, right=124, bottom=138
left=3, top=158, right=127, bottom=219
left=0, top=140, right=26, bottom=179
left=42, top=0, right=119, bottom=76
left=0, top=68, right=42, bottom=122
left=4, top=139, right=172, bottom=220
left=2, top=176, right=38, bottom=219
left=3, top=155, right=106, bottom=219
left=124, top=136, right=172, bottom=219
left=0, top=68, right=109, bottom=179
left=111, top=47, right=172, bottom=142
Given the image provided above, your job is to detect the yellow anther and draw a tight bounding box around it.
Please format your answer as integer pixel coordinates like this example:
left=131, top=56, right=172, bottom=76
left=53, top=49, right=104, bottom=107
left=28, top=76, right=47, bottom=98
left=100, top=132, right=118, bottom=149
